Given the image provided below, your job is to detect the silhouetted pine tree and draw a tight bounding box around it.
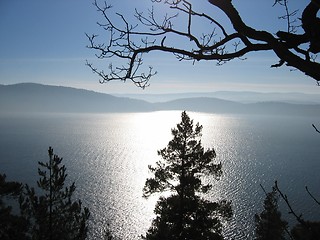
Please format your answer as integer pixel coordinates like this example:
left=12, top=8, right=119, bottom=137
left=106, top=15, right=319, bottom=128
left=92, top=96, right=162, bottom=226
left=255, top=185, right=288, bottom=240
left=20, top=147, right=90, bottom=240
left=0, top=174, right=29, bottom=240
left=143, top=111, right=232, bottom=240
left=291, top=221, right=320, bottom=240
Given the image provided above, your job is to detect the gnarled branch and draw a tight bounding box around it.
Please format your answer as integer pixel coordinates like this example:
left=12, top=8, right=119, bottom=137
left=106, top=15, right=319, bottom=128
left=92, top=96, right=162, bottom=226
left=87, top=0, right=320, bottom=87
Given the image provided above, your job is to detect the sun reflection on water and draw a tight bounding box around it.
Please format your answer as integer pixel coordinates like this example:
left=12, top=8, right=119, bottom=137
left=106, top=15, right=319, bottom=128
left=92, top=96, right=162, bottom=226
left=2, top=111, right=318, bottom=239
left=83, top=111, right=186, bottom=239
left=87, top=111, right=240, bottom=240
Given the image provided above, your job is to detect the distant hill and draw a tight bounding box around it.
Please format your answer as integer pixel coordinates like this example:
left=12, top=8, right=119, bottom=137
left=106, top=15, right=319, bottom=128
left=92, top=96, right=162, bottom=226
left=0, top=83, right=154, bottom=113
left=207, top=91, right=320, bottom=104
left=155, top=97, right=320, bottom=116
left=116, top=91, right=320, bottom=104
left=1, top=83, right=320, bottom=116
left=154, top=97, right=244, bottom=114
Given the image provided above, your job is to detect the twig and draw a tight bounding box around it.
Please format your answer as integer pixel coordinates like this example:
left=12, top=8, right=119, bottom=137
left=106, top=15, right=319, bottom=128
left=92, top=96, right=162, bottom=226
left=305, top=186, right=320, bottom=206
left=312, top=124, right=320, bottom=133
left=274, top=181, right=308, bottom=227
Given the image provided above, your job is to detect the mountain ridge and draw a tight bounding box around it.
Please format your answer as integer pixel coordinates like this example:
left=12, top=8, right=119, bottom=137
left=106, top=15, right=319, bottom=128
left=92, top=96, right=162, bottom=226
left=0, top=83, right=154, bottom=113
left=115, top=91, right=320, bottom=104
left=1, top=83, right=320, bottom=116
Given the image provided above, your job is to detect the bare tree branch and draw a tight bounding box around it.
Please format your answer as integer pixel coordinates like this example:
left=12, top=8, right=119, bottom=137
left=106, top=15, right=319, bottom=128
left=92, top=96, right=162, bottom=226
left=274, top=181, right=308, bottom=227
left=87, top=0, right=320, bottom=87
left=305, top=186, right=320, bottom=206
left=273, top=0, right=299, bottom=33
left=312, top=124, right=320, bottom=133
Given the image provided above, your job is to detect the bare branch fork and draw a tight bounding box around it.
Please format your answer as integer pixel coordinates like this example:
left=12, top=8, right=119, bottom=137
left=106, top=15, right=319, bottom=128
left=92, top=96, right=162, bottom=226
left=274, top=181, right=306, bottom=225
left=274, top=180, right=320, bottom=237
left=86, top=0, right=320, bottom=87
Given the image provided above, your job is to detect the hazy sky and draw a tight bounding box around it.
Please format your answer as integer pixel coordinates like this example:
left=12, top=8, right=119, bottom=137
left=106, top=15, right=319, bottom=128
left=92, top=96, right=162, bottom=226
left=0, top=0, right=318, bottom=94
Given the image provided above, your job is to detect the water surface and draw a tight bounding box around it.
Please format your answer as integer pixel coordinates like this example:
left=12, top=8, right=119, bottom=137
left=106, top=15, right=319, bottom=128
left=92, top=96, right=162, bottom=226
left=0, top=111, right=319, bottom=239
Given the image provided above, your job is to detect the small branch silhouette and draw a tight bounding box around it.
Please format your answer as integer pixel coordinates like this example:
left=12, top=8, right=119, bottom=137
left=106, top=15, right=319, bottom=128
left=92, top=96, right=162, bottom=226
left=274, top=181, right=308, bottom=227
left=312, top=124, right=320, bottom=133
left=305, top=186, right=320, bottom=206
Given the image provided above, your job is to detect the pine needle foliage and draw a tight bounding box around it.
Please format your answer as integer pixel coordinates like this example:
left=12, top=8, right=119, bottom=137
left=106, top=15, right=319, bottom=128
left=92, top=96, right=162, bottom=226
left=20, top=147, right=90, bottom=240
left=143, top=111, right=232, bottom=240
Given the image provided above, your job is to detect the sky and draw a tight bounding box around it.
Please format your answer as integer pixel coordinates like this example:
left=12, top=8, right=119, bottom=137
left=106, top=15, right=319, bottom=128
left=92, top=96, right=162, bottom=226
left=0, top=0, right=319, bottom=94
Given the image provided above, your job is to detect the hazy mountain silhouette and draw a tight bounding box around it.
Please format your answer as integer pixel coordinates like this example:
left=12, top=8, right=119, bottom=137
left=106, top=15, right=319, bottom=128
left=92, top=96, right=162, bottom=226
left=116, top=91, right=320, bottom=104
left=155, top=97, right=320, bottom=116
left=1, top=83, right=320, bottom=116
left=154, top=97, right=244, bottom=114
left=0, top=83, right=154, bottom=113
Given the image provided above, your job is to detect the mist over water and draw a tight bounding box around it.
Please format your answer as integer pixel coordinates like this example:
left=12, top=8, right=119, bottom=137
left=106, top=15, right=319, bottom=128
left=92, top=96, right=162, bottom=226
left=0, top=111, right=319, bottom=239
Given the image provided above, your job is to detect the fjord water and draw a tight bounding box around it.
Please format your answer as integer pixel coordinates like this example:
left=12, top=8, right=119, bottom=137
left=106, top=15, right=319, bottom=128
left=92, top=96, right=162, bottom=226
left=0, top=111, right=319, bottom=239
